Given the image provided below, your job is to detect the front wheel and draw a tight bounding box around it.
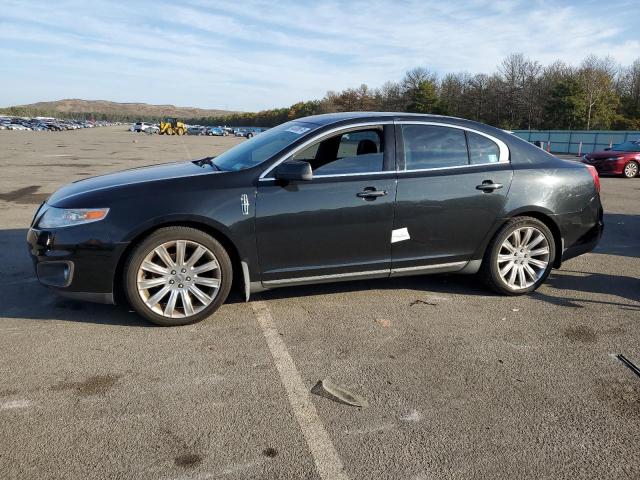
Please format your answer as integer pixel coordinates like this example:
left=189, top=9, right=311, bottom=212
left=480, top=217, right=555, bottom=295
left=177, top=128, right=185, bottom=136
left=124, top=227, right=233, bottom=326
left=623, top=161, right=638, bottom=178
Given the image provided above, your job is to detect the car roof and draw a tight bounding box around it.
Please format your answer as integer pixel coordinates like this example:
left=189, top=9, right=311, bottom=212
left=299, top=111, right=466, bottom=126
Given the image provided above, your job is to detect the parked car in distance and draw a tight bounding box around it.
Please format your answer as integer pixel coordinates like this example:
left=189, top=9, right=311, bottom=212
left=207, top=127, right=225, bottom=136
left=234, top=128, right=261, bottom=139
left=7, top=123, right=30, bottom=130
left=188, top=125, right=206, bottom=136
left=132, top=122, right=152, bottom=132
left=133, top=122, right=151, bottom=133
left=27, top=112, right=603, bottom=326
left=244, top=129, right=259, bottom=139
left=582, top=141, right=640, bottom=178
left=0, top=116, right=115, bottom=132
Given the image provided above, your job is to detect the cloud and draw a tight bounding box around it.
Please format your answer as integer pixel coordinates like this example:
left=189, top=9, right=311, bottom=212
left=1, top=0, right=638, bottom=110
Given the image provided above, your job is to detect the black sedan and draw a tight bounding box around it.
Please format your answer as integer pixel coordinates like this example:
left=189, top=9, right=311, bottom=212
left=27, top=113, right=603, bottom=326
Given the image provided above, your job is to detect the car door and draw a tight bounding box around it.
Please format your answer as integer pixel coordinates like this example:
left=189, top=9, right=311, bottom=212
left=256, top=123, right=397, bottom=286
left=391, top=122, right=513, bottom=274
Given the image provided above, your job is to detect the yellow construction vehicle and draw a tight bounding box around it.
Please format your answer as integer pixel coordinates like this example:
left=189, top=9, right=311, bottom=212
left=159, top=118, right=186, bottom=135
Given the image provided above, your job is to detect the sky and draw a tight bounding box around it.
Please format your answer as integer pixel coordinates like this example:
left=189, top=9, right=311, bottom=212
left=1, top=0, right=639, bottom=112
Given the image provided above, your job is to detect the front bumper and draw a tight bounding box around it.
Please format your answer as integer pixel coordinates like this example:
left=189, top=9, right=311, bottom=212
left=26, top=224, right=128, bottom=304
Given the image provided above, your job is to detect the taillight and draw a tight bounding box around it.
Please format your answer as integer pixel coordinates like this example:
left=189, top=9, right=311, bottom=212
left=586, top=164, right=600, bottom=193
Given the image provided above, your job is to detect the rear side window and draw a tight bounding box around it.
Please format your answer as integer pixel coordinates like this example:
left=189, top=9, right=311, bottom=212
left=467, top=131, right=500, bottom=164
left=402, top=125, right=468, bottom=170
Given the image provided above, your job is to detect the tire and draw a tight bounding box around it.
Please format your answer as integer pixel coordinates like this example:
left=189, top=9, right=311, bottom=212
left=124, top=227, right=233, bottom=326
left=177, top=128, right=185, bottom=136
left=623, top=161, right=638, bottom=178
left=246, top=133, right=253, bottom=139
left=480, top=216, right=556, bottom=295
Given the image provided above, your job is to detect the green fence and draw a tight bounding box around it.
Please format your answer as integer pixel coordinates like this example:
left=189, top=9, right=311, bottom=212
left=512, top=130, right=640, bottom=155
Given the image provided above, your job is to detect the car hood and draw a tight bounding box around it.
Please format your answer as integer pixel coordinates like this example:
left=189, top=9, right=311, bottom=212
left=585, top=150, right=627, bottom=160
left=47, top=160, right=218, bottom=206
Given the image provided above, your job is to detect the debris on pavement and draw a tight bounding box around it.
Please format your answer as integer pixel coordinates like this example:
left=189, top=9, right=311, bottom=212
left=311, top=378, right=369, bottom=408
left=410, top=299, right=437, bottom=306
left=400, top=409, right=423, bottom=422
left=617, top=354, right=640, bottom=378
left=376, top=318, right=391, bottom=327
left=262, top=447, right=278, bottom=458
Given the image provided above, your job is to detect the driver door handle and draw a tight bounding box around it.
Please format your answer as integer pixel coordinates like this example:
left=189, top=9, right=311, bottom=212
left=357, top=188, right=388, bottom=200
left=476, top=181, right=503, bottom=192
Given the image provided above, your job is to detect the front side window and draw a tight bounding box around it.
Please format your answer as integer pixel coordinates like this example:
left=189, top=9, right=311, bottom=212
left=292, top=128, right=384, bottom=175
left=402, top=125, right=468, bottom=170
left=213, top=121, right=318, bottom=171
left=467, top=131, right=500, bottom=164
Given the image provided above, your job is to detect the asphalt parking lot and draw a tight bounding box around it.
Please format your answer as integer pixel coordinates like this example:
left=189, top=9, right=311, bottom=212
left=1, top=127, right=638, bottom=480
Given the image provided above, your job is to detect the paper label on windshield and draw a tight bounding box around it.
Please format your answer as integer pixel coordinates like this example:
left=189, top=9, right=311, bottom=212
left=286, top=126, right=311, bottom=135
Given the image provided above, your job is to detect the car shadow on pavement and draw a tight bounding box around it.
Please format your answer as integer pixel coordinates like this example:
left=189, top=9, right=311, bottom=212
left=538, top=269, right=640, bottom=309
left=258, top=269, right=640, bottom=312
left=593, top=213, right=639, bottom=259
left=2, top=216, right=638, bottom=326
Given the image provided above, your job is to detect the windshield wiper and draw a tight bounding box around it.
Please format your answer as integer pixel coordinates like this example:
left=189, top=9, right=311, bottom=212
left=195, top=156, right=221, bottom=170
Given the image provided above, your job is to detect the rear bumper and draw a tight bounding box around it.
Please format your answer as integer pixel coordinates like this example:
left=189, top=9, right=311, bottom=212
left=555, top=194, right=604, bottom=263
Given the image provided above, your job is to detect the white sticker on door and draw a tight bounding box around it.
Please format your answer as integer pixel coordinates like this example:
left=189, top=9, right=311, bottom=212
left=391, top=227, right=410, bottom=243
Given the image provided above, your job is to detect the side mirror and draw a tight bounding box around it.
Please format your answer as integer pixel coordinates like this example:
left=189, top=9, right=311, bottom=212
left=274, top=160, right=313, bottom=181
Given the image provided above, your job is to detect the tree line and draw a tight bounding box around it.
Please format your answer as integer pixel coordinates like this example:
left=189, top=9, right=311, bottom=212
left=196, top=54, right=640, bottom=131
left=4, top=54, right=639, bottom=131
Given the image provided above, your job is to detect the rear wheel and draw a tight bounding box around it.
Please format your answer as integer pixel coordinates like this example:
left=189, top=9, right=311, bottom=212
left=124, top=227, right=232, bottom=326
left=177, top=127, right=185, bottom=136
left=623, top=161, right=638, bottom=178
left=166, top=127, right=174, bottom=135
left=481, top=216, right=555, bottom=295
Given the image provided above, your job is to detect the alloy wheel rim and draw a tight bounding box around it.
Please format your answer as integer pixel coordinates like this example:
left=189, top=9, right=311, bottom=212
left=625, top=162, right=638, bottom=177
left=136, top=240, right=221, bottom=318
left=496, top=226, right=550, bottom=290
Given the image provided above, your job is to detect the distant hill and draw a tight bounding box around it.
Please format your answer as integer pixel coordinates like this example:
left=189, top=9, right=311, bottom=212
left=2, top=99, right=236, bottom=121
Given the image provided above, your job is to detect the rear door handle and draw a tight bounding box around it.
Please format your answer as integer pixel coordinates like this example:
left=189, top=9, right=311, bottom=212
left=476, top=181, right=503, bottom=192
left=357, top=188, right=388, bottom=200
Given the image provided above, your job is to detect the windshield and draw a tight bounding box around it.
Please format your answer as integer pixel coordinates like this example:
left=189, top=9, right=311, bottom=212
left=612, top=141, right=640, bottom=152
left=213, top=121, right=318, bottom=171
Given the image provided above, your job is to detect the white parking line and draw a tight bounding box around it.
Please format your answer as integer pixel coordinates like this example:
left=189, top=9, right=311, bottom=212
left=251, top=301, right=349, bottom=480
left=1, top=400, right=32, bottom=410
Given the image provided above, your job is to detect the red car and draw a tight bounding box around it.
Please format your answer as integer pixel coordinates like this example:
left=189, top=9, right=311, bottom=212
left=582, top=141, right=640, bottom=178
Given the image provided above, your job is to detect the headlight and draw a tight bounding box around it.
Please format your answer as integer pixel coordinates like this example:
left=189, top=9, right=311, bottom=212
left=38, top=207, right=109, bottom=229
